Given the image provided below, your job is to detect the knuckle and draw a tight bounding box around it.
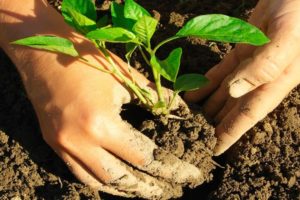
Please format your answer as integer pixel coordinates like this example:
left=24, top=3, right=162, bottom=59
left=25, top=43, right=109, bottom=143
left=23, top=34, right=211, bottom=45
left=80, top=110, right=109, bottom=140
left=47, top=129, right=71, bottom=149
left=254, top=56, right=281, bottom=83
left=238, top=104, right=257, bottom=124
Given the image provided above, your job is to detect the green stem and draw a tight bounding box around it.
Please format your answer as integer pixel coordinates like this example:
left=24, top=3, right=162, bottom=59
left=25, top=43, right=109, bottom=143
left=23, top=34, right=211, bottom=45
left=139, top=46, right=165, bottom=106
left=99, top=46, right=148, bottom=105
left=166, top=91, right=179, bottom=113
left=152, top=67, right=164, bottom=103
left=78, top=57, right=112, bottom=74
left=153, top=36, right=180, bottom=53
left=138, top=46, right=151, bottom=66
left=139, top=46, right=166, bottom=108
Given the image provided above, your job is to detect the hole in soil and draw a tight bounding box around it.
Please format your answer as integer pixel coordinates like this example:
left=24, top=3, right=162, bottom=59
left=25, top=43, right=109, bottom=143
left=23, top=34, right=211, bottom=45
left=120, top=103, right=154, bottom=129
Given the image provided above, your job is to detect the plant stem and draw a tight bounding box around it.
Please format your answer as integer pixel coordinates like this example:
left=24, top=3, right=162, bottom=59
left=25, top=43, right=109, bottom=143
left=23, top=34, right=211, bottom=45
left=138, top=46, right=151, bottom=66
left=153, top=36, right=180, bottom=53
left=99, top=46, right=148, bottom=105
left=78, top=57, right=111, bottom=74
left=152, top=67, right=164, bottom=103
left=140, top=46, right=165, bottom=109
left=166, top=91, right=179, bottom=113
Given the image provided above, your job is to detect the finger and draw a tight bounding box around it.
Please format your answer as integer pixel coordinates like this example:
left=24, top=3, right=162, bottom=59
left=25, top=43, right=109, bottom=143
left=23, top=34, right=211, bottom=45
left=247, top=0, right=269, bottom=27
left=202, top=44, right=258, bottom=117
left=214, top=56, right=300, bottom=156
left=214, top=97, right=236, bottom=123
left=96, top=115, right=203, bottom=185
left=228, top=13, right=300, bottom=98
left=66, top=141, right=181, bottom=199
left=56, top=151, right=134, bottom=198
left=202, top=76, right=230, bottom=118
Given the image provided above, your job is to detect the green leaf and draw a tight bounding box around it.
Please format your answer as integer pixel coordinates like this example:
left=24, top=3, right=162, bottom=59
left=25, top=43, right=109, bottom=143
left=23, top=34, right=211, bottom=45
left=62, top=0, right=96, bottom=26
left=124, top=0, right=150, bottom=21
left=86, top=28, right=136, bottom=43
left=176, top=14, right=270, bottom=46
left=132, top=16, right=158, bottom=46
left=174, top=74, right=209, bottom=92
left=125, top=43, right=138, bottom=62
left=111, top=2, right=135, bottom=31
left=96, top=15, right=108, bottom=28
left=150, top=48, right=182, bottom=82
left=11, top=36, right=79, bottom=57
left=64, top=7, right=97, bottom=34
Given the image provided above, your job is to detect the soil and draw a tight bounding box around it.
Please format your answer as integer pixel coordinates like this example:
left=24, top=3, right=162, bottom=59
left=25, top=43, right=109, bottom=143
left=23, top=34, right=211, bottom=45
left=121, top=103, right=217, bottom=189
left=0, top=0, right=299, bottom=200
left=209, top=87, right=300, bottom=200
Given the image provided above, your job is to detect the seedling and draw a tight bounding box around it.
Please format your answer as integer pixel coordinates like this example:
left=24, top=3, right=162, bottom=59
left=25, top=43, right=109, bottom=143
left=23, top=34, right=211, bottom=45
left=12, top=0, right=269, bottom=115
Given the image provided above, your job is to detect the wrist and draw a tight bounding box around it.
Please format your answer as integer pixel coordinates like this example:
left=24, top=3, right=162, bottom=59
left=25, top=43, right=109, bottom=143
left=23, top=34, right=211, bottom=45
left=0, top=0, right=66, bottom=48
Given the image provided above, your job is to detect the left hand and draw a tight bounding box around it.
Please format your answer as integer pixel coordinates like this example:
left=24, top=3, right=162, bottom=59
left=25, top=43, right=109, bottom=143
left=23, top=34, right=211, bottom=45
left=185, top=0, right=300, bottom=155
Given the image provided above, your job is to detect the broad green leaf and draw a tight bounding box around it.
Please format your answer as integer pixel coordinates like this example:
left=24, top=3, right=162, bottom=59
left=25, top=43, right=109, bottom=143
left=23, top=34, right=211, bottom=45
left=96, top=15, right=108, bottom=28
left=124, top=0, right=150, bottom=21
left=174, top=74, right=209, bottom=92
left=62, top=0, right=96, bottom=26
left=11, top=36, right=79, bottom=57
left=111, top=2, right=135, bottom=31
left=132, top=16, right=158, bottom=46
left=150, top=48, right=182, bottom=82
left=125, top=43, right=138, bottom=62
left=86, top=28, right=136, bottom=43
left=64, top=7, right=97, bottom=34
left=176, top=14, right=270, bottom=46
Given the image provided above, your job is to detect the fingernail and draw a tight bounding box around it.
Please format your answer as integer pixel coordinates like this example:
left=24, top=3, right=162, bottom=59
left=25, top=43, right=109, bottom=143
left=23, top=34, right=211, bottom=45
left=229, top=79, right=253, bottom=98
left=213, top=140, right=227, bottom=156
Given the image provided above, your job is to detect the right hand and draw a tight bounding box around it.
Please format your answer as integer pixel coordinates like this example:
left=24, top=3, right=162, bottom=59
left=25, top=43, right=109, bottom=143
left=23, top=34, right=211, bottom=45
left=185, top=0, right=300, bottom=155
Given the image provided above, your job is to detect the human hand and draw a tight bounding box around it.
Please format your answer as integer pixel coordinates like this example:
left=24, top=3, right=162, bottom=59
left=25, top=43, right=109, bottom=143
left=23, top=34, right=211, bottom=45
left=31, top=50, right=201, bottom=199
left=0, top=1, right=202, bottom=198
left=185, top=0, right=300, bottom=155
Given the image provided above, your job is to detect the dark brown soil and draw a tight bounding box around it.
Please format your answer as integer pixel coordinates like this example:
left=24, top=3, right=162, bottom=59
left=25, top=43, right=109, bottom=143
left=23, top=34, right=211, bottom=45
left=209, top=86, right=300, bottom=200
left=0, top=0, right=299, bottom=199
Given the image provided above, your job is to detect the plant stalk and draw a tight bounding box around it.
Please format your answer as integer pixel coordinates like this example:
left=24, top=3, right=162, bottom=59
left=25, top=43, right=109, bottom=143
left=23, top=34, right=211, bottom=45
left=153, top=36, right=180, bottom=53
left=138, top=46, right=151, bottom=66
left=166, top=91, right=179, bottom=113
left=141, top=48, right=166, bottom=109
left=152, top=67, right=164, bottom=103
left=78, top=57, right=111, bottom=74
left=99, top=46, right=148, bottom=105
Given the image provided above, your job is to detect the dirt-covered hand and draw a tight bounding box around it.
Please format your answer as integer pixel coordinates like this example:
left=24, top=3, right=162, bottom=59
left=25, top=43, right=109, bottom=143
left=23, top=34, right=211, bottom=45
left=0, top=1, right=202, bottom=198
left=185, top=0, right=300, bottom=155
left=29, top=51, right=201, bottom=199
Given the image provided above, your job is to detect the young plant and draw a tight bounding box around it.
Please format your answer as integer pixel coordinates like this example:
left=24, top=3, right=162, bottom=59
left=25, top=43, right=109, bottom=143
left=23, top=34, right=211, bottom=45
left=12, top=0, right=270, bottom=115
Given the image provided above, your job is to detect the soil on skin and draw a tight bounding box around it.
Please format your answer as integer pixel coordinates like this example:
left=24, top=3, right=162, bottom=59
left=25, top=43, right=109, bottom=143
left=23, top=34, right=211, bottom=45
left=140, top=105, right=216, bottom=188
left=0, top=0, right=299, bottom=199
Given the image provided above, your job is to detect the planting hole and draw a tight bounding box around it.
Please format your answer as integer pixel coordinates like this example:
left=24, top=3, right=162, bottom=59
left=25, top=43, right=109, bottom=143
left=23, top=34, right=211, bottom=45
left=120, top=103, right=154, bottom=129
